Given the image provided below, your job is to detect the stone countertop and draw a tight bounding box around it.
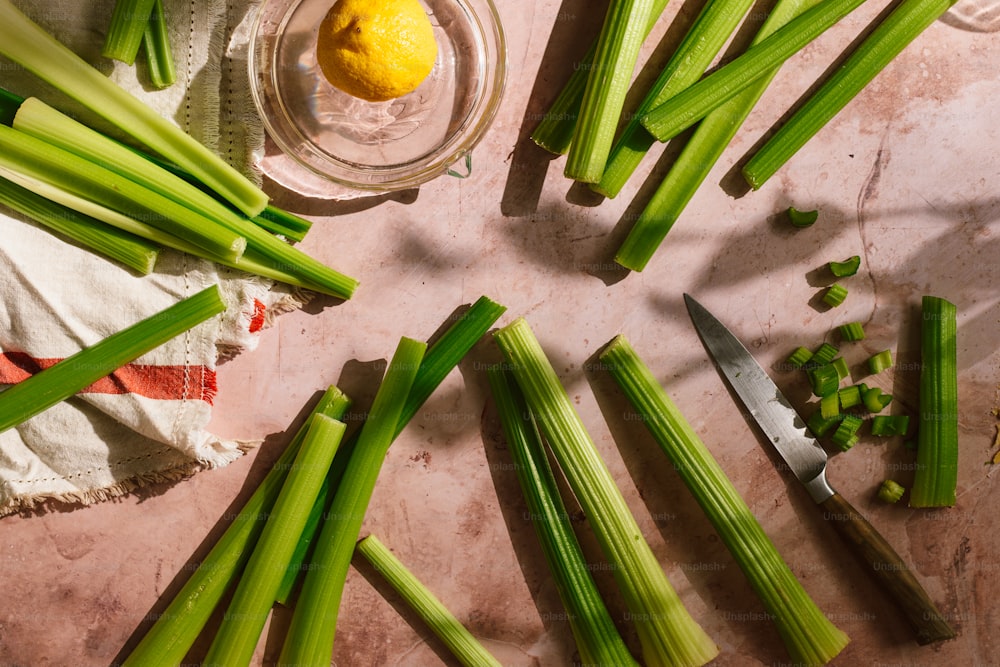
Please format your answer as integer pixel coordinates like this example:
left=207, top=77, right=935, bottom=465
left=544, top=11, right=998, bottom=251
left=1, top=0, right=998, bottom=665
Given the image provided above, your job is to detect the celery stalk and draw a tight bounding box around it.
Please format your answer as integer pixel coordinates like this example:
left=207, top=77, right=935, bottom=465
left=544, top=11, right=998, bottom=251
left=0, top=285, right=225, bottom=434
left=203, top=414, right=347, bottom=666
left=142, top=0, right=175, bottom=89
left=12, top=98, right=357, bottom=299
left=0, top=124, right=246, bottom=262
left=641, top=0, right=867, bottom=143
left=594, top=0, right=757, bottom=198
left=0, top=175, right=159, bottom=274
left=600, top=335, right=849, bottom=665
left=615, top=0, right=822, bottom=271
left=742, top=0, right=959, bottom=188
left=252, top=205, right=313, bottom=243
left=564, top=0, right=656, bottom=183
left=910, top=296, right=958, bottom=508
left=274, top=296, right=507, bottom=604
left=0, top=0, right=268, bottom=216
left=488, top=367, right=639, bottom=667
left=279, top=337, right=427, bottom=666
left=122, top=386, right=351, bottom=667
left=0, top=164, right=337, bottom=294
left=103, top=0, right=157, bottom=65
left=494, top=318, right=718, bottom=667
left=357, top=535, right=503, bottom=667
left=530, top=0, right=670, bottom=155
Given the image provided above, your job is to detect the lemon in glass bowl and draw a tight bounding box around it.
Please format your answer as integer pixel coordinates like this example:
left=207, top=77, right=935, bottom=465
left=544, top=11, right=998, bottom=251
left=316, top=0, right=438, bottom=102
left=249, top=0, right=507, bottom=192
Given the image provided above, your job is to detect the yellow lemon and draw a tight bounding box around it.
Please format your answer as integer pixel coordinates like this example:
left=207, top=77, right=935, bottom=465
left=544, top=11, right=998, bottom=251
left=316, top=0, right=438, bottom=103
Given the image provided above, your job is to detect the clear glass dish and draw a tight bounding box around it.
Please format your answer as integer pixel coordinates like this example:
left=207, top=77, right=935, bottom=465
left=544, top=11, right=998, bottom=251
left=249, top=0, right=507, bottom=192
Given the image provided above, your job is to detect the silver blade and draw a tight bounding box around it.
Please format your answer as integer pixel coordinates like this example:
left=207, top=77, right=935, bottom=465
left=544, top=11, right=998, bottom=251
left=684, top=294, right=835, bottom=503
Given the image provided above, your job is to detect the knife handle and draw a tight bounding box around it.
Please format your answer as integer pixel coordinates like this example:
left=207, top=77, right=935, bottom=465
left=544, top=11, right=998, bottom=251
left=819, top=492, right=955, bottom=645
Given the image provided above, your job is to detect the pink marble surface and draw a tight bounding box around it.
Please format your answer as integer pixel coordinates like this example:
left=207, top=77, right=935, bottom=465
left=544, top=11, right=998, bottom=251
left=2, top=0, right=999, bottom=665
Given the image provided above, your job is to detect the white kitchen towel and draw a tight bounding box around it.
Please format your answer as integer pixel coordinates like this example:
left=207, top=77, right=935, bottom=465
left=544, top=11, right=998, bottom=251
left=0, top=0, right=293, bottom=515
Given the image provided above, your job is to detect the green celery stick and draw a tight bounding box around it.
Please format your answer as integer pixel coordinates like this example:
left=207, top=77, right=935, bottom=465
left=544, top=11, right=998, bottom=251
left=594, top=0, right=757, bottom=198
left=357, top=535, right=503, bottom=667
left=0, top=286, right=225, bottom=433
left=122, top=386, right=351, bottom=666
left=565, top=0, right=657, bottom=183
left=615, top=0, right=822, bottom=271
left=641, top=0, right=868, bottom=142
left=279, top=338, right=427, bottom=666
left=742, top=0, right=960, bottom=188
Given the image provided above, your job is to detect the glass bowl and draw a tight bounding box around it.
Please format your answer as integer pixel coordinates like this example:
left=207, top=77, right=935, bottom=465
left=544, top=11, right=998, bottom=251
left=249, top=0, right=507, bottom=192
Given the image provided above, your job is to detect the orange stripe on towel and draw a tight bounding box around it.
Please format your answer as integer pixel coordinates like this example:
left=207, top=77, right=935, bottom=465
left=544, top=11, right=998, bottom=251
left=0, top=352, right=217, bottom=404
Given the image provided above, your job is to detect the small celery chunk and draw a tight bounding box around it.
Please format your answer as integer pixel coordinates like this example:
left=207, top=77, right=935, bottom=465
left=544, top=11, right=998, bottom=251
left=788, top=206, right=819, bottom=227
left=830, top=255, right=861, bottom=277
left=878, top=479, right=906, bottom=504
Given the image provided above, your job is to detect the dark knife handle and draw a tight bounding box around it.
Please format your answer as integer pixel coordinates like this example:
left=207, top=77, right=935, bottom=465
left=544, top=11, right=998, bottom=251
left=819, top=492, right=955, bottom=644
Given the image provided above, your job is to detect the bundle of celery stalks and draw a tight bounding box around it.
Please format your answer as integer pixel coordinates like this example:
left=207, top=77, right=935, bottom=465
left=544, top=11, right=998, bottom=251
left=532, top=0, right=958, bottom=271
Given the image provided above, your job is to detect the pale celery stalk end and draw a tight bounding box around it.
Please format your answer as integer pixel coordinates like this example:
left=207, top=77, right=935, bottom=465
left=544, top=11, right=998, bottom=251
left=357, top=535, right=503, bottom=667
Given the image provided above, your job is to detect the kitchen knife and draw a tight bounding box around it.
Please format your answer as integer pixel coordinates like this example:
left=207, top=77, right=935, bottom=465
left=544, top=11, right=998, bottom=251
left=683, top=293, right=955, bottom=645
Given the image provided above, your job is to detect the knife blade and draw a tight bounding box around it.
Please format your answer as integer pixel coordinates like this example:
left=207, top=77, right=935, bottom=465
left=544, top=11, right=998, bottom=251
left=683, top=293, right=955, bottom=645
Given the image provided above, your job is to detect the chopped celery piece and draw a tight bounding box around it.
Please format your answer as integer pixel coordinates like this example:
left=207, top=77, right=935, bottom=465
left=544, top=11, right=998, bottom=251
left=810, top=342, right=839, bottom=366
left=787, top=345, right=814, bottom=369
left=829, top=255, right=861, bottom=277
left=275, top=297, right=507, bottom=604
left=820, top=392, right=841, bottom=420
left=877, top=479, right=905, bottom=503
left=742, top=0, right=960, bottom=188
left=600, top=335, right=849, bottom=665
left=488, top=368, right=637, bottom=667
left=0, top=285, right=224, bottom=434
left=868, top=349, right=893, bottom=374
left=593, top=0, right=757, bottom=197
left=142, top=0, right=175, bottom=89
left=871, top=414, right=910, bottom=437
left=122, top=386, right=351, bottom=667
left=203, top=414, right=347, bottom=666
left=564, top=0, right=656, bottom=183
left=837, top=385, right=862, bottom=410
left=837, top=322, right=866, bottom=342
left=831, top=414, right=863, bottom=451
left=641, top=0, right=866, bottom=142
left=808, top=364, right=840, bottom=397
left=863, top=387, right=892, bottom=413
left=788, top=206, right=819, bottom=227
left=495, top=319, right=718, bottom=667
left=823, top=283, right=848, bottom=308
left=279, top=338, right=426, bottom=666
left=910, top=296, right=958, bottom=508
left=531, top=0, right=669, bottom=155
left=103, top=0, right=157, bottom=65
left=614, top=0, right=822, bottom=271
left=808, top=408, right=842, bottom=437
left=0, top=175, right=159, bottom=274
left=0, top=124, right=246, bottom=262
left=0, top=1, right=268, bottom=216
left=357, top=535, right=503, bottom=667
left=831, top=357, right=850, bottom=380
left=12, top=98, right=356, bottom=298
